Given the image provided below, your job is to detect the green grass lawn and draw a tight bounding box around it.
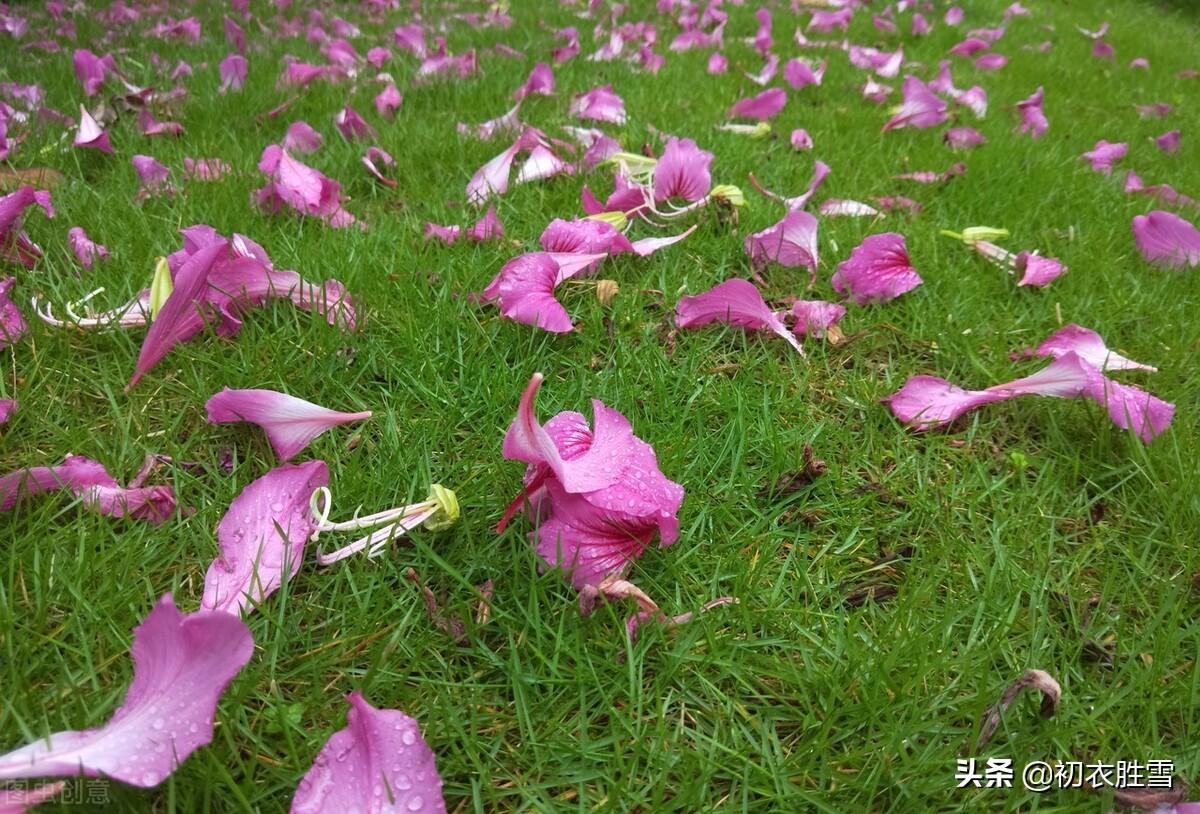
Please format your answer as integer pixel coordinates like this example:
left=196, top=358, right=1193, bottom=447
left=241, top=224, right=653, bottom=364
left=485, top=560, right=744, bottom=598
left=2, top=0, right=1199, bottom=810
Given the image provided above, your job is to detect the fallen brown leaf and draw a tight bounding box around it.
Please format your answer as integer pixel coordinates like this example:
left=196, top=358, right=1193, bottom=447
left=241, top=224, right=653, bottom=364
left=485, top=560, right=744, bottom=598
left=0, top=167, right=66, bottom=191
left=975, top=669, right=1060, bottom=750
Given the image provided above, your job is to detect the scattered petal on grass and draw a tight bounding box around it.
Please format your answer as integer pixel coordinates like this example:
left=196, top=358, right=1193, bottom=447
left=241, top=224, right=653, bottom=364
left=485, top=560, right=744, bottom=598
left=0, top=454, right=175, bottom=523
left=1014, top=86, right=1048, bottom=137
left=676, top=278, right=804, bottom=356
left=791, top=300, right=846, bottom=339
left=67, top=226, right=108, bottom=271
left=569, top=85, right=626, bottom=124
left=832, top=233, right=922, bottom=304
left=74, top=104, right=112, bottom=153
left=882, top=77, right=948, bottom=131
left=1080, top=140, right=1127, bottom=174
left=1, top=186, right=53, bottom=267
left=1132, top=210, right=1200, bottom=268
left=744, top=210, right=819, bottom=283
left=728, top=87, right=786, bottom=121
left=206, top=388, right=371, bottom=462
left=1029, top=324, right=1157, bottom=372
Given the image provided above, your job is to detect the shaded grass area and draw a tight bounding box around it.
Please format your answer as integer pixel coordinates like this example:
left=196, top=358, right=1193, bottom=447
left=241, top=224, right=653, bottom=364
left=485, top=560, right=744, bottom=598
left=2, top=0, right=1199, bottom=810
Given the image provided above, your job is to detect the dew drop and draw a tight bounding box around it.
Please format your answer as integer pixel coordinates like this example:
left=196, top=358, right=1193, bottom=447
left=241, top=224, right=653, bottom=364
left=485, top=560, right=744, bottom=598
left=400, top=729, right=416, bottom=746
left=406, top=796, right=423, bottom=811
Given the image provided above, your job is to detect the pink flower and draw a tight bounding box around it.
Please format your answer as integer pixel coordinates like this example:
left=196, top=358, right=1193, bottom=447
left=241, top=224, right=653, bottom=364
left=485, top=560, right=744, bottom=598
left=498, top=373, right=684, bottom=589
left=393, top=24, right=426, bottom=57
left=783, top=57, right=826, bottom=89
left=0, top=186, right=53, bottom=268
left=1155, top=130, right=1181, bottom=154
left=0, top=399, right=14, bottom=424
left=73, top=49, right=116, bottom=96
left=1092, top=41, right=1114, bottom=59
left=132, top=155, right=171, bottom=197
left=332, top=106, right=377, bottom=141
left=862, top=78, right=893, bottom=104
left=912, top=13, right=932, bottom=36
left=1015, top=252, right=1066, bottom=287
left=466, top=205, right=504, bottom=242
left=790, top=300, right=846, bottom=339
left=707, top=52, right=728, bottom=74
left=882, top=77, right=948, bottom=131
left=949, top=37, right=989, bottom=57
left=808, top=8, right=852, bottom=32
left=0, top=454, right=175, bottom=523
left=224, top=14, right=245, bottom=52
left=1132, top=211, right=1200, bottom=269
left=482, top=252, right=572, bottom=333
left=201, top=461, right=329, bottom=614
left=653, top=137, right=713, bottom=203
left=374, top=82, right=401, bottom=119
left=1030, top=324, right=1157, bottom=372
left=1014, top=86, right=1048, bottom=138
left=255, top=145, right=359, bottom=228
left=1, top=276, right=26, bottom=348
left=832, top=233, right=922, bottom=304
left=790, top=129, right=813, bottom=151
left=850, top=46, right=903, bottom=78
left=744, top=210, right=819, bottom=283
left=67, top=226, right=108, bottom=271
left=291, top=693, right=446, bottom=814
left=424, top=222, right=461, bottom=245
left=945, top=6, right=965, bottom=25
left=138, top=110, right=185, bottom=138
left=0, top=595, right=252, bottom=787
left=514, top=61, right=554, bottom=100
left=458, top=104, right=521, bottom=141
left=886, top=352, right=1173, bottom=442
left=570, top=85, right=626, bottom=125
left=74, top=104, right=112, bottom=153
left=973, top=53, right=1008, bottom=70
left=283, top=121, right=323, bottom=154
left=514, top=143, right=573, bottom=185
left=206, top=388, right=371, bottom=462
left=219, top=53, right=247, bottom=93
left=541, top=218, right=634, bottom=257
left=728, top=87, right=787, bottom=121
left=944, top=127, right=986, bottom=150
left=361, top=146, right=396, bottom=187
left=675, top=278, right=804, bottom=355
left=1080, top=140, right=1127, bottom=174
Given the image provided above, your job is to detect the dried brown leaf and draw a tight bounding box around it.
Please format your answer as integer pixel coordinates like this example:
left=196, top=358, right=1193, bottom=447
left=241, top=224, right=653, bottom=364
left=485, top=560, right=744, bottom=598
left=596, top=279, right=619, bottom=307
left=975, top=669, right=1061, bottom=750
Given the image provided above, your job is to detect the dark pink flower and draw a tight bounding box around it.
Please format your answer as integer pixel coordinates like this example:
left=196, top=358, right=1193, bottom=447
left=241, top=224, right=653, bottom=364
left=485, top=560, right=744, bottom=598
left=219, top=53, right=247, bottom=93
left=1154, top=130, right=1181, bottom=154
left=0, top=186, right=53, bottom=267
left=653, top=137, right=713, bottom=203
left=132, top=155, right=171, bottom=197
left=292, top=693, right=446, bottom=814
left=202, top=461, right=329, bottom=614
left=514, top=62, right=554, bottom=101
left=570, top=85, right=626, bottom=125
left=498, top=373, right=684, bottom=589
left=374, top=82, right=401, bottom=119
left=973, top=53, right=1008, bottom=70
left=882, top=77, right=948, bottom=131
left=728, top=87, right=786, bottom=121
left=482, top=253, right=573, bottom=333
left=1092, top=41, right=1114, bottom=59
left=1132, top=211, right=1200, bottom=269
left=73, top=49, right=115, bottom=96
left=207, top=389, right=371, bottom=462
left=790, top=129, right=813, bottom=151
left=0, top=595, right=252, bottom=787
left=790, top=300, right=846, bottom=339
left=74, top=104, right=112, bottom=153
left=67, top=226, right=108, bottom=271
left=1014, top=86, right=1048, bottom=138
left=675, top=278, right=804, bottom=355
left=744, top=210, right=819, bottom=282
left=255, top=145, right=359, bottom=228
left=832, top=233, right=922, bottom=305
left=283, top=121, right=323, bottom=153
left=1080, top=140, right=1127, bottom=174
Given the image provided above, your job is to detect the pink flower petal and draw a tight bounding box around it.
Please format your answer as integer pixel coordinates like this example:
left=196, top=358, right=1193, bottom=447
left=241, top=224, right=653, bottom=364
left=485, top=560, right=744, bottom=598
left=74, top=104, right=112, bottom=153
left=790, top=128, right=813, bottom=151
left=1032, top=324, right=1157, bottom=372
left=67, top=226, right=109, bottom=271
left=1131, top=210, right=1200, bottom=269
left=373, top=83, right=402, bottom=119
left=944, top=126, right=986, bottom=150
left=291, top=692, right=446, bottom=814
left=0, top=454, right=174, bottom=523
left=744, top=210, right=819, bottom=282
left=540, top=218, right=634, bottom=256
left=1014, top=86, right=1048, bottom=138
left=466, top=206, right=504, bottom=242
left=132, top=155, right=171, bottom=194
left=513, top=62, right=554, bottom=101
left=1015, top=252, right=1066, bottom=287
left=1154, top=130, right=1181, bottom=154
left=882, top=76, right=948, bottom=131
left=783, top=57, right=825, bottom=90
left=707, top=52, right=728, bottom=74
left=482, top=253, right=573, bottom=333
left=0, top=595, right=252, bottom=786
left=569, top=85, right=626, bottom=125
left=332, top=106, right=377, bottom=141
left=201, top=461, right=329, bottom=615
left=206, top=388, right=371, bottom=462
left=424, top=223, right=460, bottom=245
left=184, top=158, right=232, bottom=181
left=790, top=300, right=846, bottom=338
left=728, top=87, right=787, bottom=121
left=832, top=233, right=922, bottom=305
left=675, top=278, right=804, bottom=355
left=361, top=146, right=396, bottom=187
left=0, top=399, right=14, bottom=425
left=283, top=121, right=323, bottom=154
left=653, top=137, right=713, bottom=203
left=1080, top=140, right=1128, bottom=174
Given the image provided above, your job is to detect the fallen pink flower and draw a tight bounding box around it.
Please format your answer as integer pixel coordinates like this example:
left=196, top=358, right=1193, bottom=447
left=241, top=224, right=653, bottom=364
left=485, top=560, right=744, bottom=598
left=514, top=62, right=554, bottom=101
left=291, top=693, right=446, bottom=814
left=466, top=206, right=504, bottom=242
left=202, top=461, right=329, bottom=614
left=219, top=53, right=247, bottom=93
left=1122, top=172, right=1199, bottom=212
left=944, top=127, right=986, bottom=150
left=393, top=24, right=426, bottom=57
left=1014, top=86, right=1048, bottom=138
left=808, top=8, right=852, bottom=32
left=1028, top=324, right=1157, bottom=372
left=895, top=163, right=967, bottom=184
left=570, top=85, right=626, bottom=125
left=465, top=129, right=543, bottom=204
left=0, top=277, right=26, bottom=347
left=743, top=53, right=779, bottom=86
left=912, top=13, right=933, bottom=36
left=676, top=278, right=804, bottom=355
left=1154, top=130, right=1181, bottom=154
left=728, top=87, right=786, bottom=121
left=74, top=104, right=112, bottom=153
left=791, top=300, right=846, bottom=339
left=850, top=46, right=903, bottom=78
left=783, top=57, right=826, bottom=90
left=184, top=158, right=232, bottom=182
left=1080, top=140, right=1127, bottom=174
left=862, top=78, right=893, bottom=104
left=0, top=595, right=252, bottom=787
left=0, top=186, right=54, bottom=268
left=206, top=389, right=371, bottom=462
left=882, top=77, right=948, bottom=131
left=832, top=233, right=921, bottom=304
left=0, top=453, right=174, bottom=523
left=1132, top=211, right=1200, bottom=269
left=67, top=226, right=108, bottom=271
left=949, top=37, right=989, bottom=57
left=945, top=7, right=965, bottom=25
left=0, top=399, right=14, bottom=424
left=458, top=104, right=521, bottom=141
left=654, top=137, right=713, bottom=203
left=283, top=121, right=323, bottom=154
left=424, top=223, right=461, bottom=245
left=1129, top=57, right=1149, bottom=69
left=137, top=110, right=184, bottom=138
left=73, top=49, right=116, bottom=96
left=707, top=52, right=728, bottom=74
left=224, top=14, right=245, bottom=52
left=498, top=373, right=685, bottom=589
left=361, top=146, right=396, bottom=187
left=790, top=129, right=813, bottom=151
left=482, top=252, right=572, bottom=332
left=333, top=106, right=377, bottom=141
left=515, top=143, right=573, bottom=185
left=255, top=145, right=359, bottom=228
left=374, top=82, right=401, bottom=119
left=1092, top=41, right=1114, bottom=59
left=744, top=210, right=819, bottom=283
left=132, top=155, right=172, bottom=198
left=366, top=47, right=390, bottom=69
left=1135, top=103, right=1172, bottom=119
left=974, top=53, right=1008, bottom=70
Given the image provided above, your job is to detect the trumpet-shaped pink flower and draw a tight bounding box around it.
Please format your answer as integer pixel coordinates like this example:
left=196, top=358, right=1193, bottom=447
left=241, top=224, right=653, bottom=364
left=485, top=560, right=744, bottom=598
left=202, top=461, right=329, bottom=615
left=0, top=454, right=175, bottom=523
left=944, top=126, right=986, bottom=150
left=255, top=145, right=359, bottom=228
left=0, top=595, right=252, bottom=787
left=498, top=374, right=684, bottom=589
left=1014, top=86, right=1048, bottom=138
left=0, top=277, right=25, bottom=348
left=1080, top=140, right=1127, bottom=174
left=1030, top=324, right=1157, bottom=372
left=1132, top=211, right=1200, bottom=269
left=283, top=121, right=323, bottom=154
left=514, top=62, right=554, bottom=101
left=783, top=57, right=826, bottom=89
left=832, top=233, right=922, bottom=305
left=206, top=388, right=371, bottom=462
left=333, top=106, right=377, bottom=141
left=1, top=186, right=52, bottom=268
left=74, top=104, right=112, bottom=153
left=791, top=300, right=845, bottom=339
left=219, top=53, right=247, bottom=93
left=569, top=85, right=626, bottom=124
left=883, top=77, right=948, bottom=131
left=291, top=693, right=446, bottom=814
left=374, top=82, right=401, bottom=119
left=728, top=87, right=786, bottom=121
left=675, top=278, right=804, bottom=355
left=653, top=137, right=713, bottom=203
left=67, top=227, right=108, bottom=271
left=744, top=210, right=819, bottom=283
left=886, top=352, right=1173, bottom=442
left=1155, top=130, right=1181, bottom=154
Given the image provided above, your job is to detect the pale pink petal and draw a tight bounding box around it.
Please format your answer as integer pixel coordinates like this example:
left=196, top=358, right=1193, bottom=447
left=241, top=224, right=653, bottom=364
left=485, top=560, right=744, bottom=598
left=373, top=83, right=401, bottom=119
left=790, top=129, right=813, bottom=151
left=138, top=110, right=185, bottom=138
left=1082, top=369, right=1174, bottom=443
left=515, top=144, right=572, bottom=185
left=1131, top=211, right=1200, bottom=268
left=707, top=52, right=728, bottom=74
left=818, top=199, right=881, bottom=218
left=653, top=137, right=713, bottom=203
left=283, top=121, right=323, bottom=154
left=944, top=126, right=986, bottom=150
left=1014, top=86, right=1048, bottom=138
left=206, top=388, right=371, bottom=462
left=513, top=62, right=554, bottom=101
left=482, top=253, right=573, bottom=333
left=973, top=53, right=1008, bottom=70
left=457, top=103, right=521, bottom=141
left=628, top=225, right=696, bottom=257
left=744, top=210, right=819, bottom=282
left=1015, top=252, right=1066, bottom=287
left=424, top=223, right=460, bottom=245
left=832, top=233, right=922, bottom=304
left=183, top=158, right=232, bottom=181
left=466, top=206, right=504, bottom=242
left=0, top=595, right=252, bottom=786
left=882, top=76, right=947, bottom=131
left=675, top=278, right=804, bottom=355
left=1080, top=140, right=1127, bottom=174
left=201, top=461, right=329, bottom=614
left=1032, top=324, right=1157, bottom=372
left=808, top=8, right=852, bottom=32
left=569, top=85, right=626, bottom=124
left=728, top=87, right=786, bottom=121
left=218, top=53, right=247, bottom=93
left=466, top=140, right=522, bottom=205
left=790, top=300, right=845, bottom=338
left=332, top=106, right=377, bottom=141
left=361, top=146, right=396, bottom=187
left=74, top=104, right=112, bottom=153
left=749, top=160, right=830, bottom=210
left=67, top=226, right=108, bottom=271
left=291, top=693, right=446, bottom=814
